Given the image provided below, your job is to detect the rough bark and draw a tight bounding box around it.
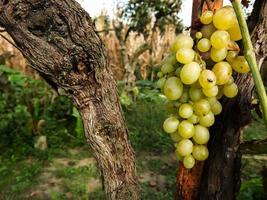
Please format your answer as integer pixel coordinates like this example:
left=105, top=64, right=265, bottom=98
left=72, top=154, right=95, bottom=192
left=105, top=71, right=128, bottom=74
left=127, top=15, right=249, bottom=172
left=0, top=1, right=140, bottom=199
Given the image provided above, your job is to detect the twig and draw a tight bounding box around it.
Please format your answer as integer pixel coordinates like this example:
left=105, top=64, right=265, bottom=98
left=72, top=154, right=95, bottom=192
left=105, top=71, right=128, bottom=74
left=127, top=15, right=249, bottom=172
left=0, top=33, right=23, bottom=52
left=232, top=0, right=267, bottom=128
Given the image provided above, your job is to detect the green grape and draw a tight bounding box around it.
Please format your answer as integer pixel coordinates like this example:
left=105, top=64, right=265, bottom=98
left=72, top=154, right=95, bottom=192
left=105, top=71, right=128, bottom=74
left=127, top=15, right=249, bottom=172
left=183, top=155, right=195, bottom=169
left=227, top=20, right=242, bottom=41
left=193, top=125, right=210, bottom=144
left=212, top=61, right=232, bottom=85
left=179, top=104, right=194, bottom=119
left=199, top=70, right=217, bottom=89
left=211, top=100, right=222, bottom=115
left=189, top=87, right=204, bottom=102
left=202, top=85, right=219, bottom=97
left=179, top=89, right=189, bottom=103
left=163, top=116, right=180, bottom=133
left=171, top=34, right=194, bottom=52
left=199, top=111, right=215, bottom=127
left=200, top=10, right=213, bottom=24
left=180, top=62, right=201, bottom=85
left=155, top=77, right=166, bottom=89
left=223, top=83, right=238, bottom=98
left=161, top=63, right=175, bottom=74
left=193, top=99, right=211, bottom=116
left=176, top=48, right=195, bottom=64
left=213, top=6, right=235, bottom=30
left=164, top=77, right=184, bottom=100
left=196, top=32, right=203, bottom=39
left=188, top=114, right=199, bottom=124
left=201, top=24, right=216, bottom=39
left=210, top=47, right=227, bottom=62
left=197, top=38, right=211, bottom=52
left=216, top=86, right=224, bottom=99
left=226, top=51, right=238, bottom=63
left=176, top=139, right=193, bottom=156
left=170, top=131, right=183, bottom=142
left=178, top=120, right=195, bottom=139
left=231, top=56, right=250, bottom=73
left=164, top=53, right=178, bottom=66
left=157, top=71, right=163, bottom=78
left=192, top=145, right=209, bottom=161
left=164, top=101, right=178, bottom=114
left=210, top=30, right=230, bottom=49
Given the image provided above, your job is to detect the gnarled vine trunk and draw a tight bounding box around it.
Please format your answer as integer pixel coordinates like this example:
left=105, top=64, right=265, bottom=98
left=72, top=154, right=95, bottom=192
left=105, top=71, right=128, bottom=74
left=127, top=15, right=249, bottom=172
left=177, top=0, right=267, bottom=199
left=0, top=1, right=140, bottom=199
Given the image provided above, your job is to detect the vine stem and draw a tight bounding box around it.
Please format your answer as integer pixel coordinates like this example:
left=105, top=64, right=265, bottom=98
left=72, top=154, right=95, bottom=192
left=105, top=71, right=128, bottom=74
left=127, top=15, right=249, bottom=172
left=231, top=0, right=267, bottom=127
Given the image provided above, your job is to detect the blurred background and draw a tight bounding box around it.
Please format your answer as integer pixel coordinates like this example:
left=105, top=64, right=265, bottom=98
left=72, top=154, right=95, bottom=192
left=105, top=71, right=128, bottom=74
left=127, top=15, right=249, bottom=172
left=0, top=0, right=265, bottom=199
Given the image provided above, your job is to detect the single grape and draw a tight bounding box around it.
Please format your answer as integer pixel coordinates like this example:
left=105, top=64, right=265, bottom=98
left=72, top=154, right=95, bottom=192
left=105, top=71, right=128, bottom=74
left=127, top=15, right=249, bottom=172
left=176, top=48, right=195, bottom=64
left=212, top=61, right=232, bottom=85
left=193, top=99, right=211, bottom=116
left=179, top=89, right=189, bottom=103
left=201, top=24, right=216, bottom=39
left=175, top=148, right=183, bottom=161
left=161, top=63, right=175, bottom=74
left=175, top=67, right=182, bottom=77
left=164, top=77, right=184, bottom=100
left=199, top=70, right=217, bottom=89
left=180, top=62, right=201, bottom=85
left=197, top=38, right=211, bottom=52
left=189, top=87, right=204, bottom=102
left=207, top=96, right=217, bottom=106
left=211, top=100, right=223, bottom=115
left=199, top=111, right=215, bottom=127
left=202, top=85, right=219, bottom=97
left=210, top=47, right=227, bottom=62
left=213, top=6, right=235, bottom=30
left=216, top=86, right=224, bottom=99
left=183, top=155, right=196, bottom=169
left=227, top=20, right=242, bottom=41
left=200, top=10, right=214, bottom=24
left=188, top=114, right=199, bottom=124
left=192, top=145, right=209, bottom=161
left=226, top=51, right=239, bottom=63
left=193, top=125, right=210, bottom=144
left=163, top=116, right=179, bottom=133
left=155, top=77, right=166, bottom=89
left=227, top=76, right=234, bottom=85
left=176, top=139, right=194, bottom=156
left=196, top=32, right=203, bottom=39
left=171, top=34, right=194, bottom=52
left=163, top=53, right=177, bottom=66
left=178, top=120, right=195, bottom=139
left=170, top=131, right=183, bottom=142
left=210, top=30, right=230, bottom=49
left=223, top=83, right=238, bottom=98
left=231, top=56, right=250, bottom=73
left=179, top=104, right=194, bottom=119
left=164, top=101, right=178, bottom=114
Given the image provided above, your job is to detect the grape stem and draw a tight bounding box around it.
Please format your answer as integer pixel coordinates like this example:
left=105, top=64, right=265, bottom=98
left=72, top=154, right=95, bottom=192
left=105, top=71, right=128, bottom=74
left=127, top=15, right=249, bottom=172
left=231, top=0, right=267, bottom=127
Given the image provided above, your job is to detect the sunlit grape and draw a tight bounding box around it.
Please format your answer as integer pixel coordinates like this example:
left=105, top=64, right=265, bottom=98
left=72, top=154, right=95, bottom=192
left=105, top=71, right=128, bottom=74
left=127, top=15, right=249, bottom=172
left=176, top=48, right=195, bottom=64
left=164, top=77, right=184, bottom=100
left=178, top=120, right=195, bottom=139
left=197, top=38, right=211, bottom=52
left=163, top=116, right=179, bottom=133
left=200, top=10, right=213, bottom=24
left=213, top=6, right=235, bottom=30
left=171, top=34, right=194, bottom=52
left=227, top=20, right=242, bottom=41
left=201, top=24, right=216, bottom=39
left=196, top=32, right=203, bottom=39
left=210, top=30, right=230, bottom=49
left=193, top=125, right=210, bottom=144
left=211, top=100, right=222, bottom=115
left=170, top=131, right=183, bottom=142
left=176, top=139, right=193, bottom=156
left=193, top=99, right=211, bottom=116
left=202, top=85, right=219, bottom=97
left=192, top=145, right=209, bottom=161
left=188, top=114, right=199, bottom=124
left=210, top=47, right=227, bottom=62
left=223, top=83, right=238, bottom=98
left=212, top=61, right=232, bottom=85
left=226, top=51, right=238, bottom=63
left=231, top=56, right=250, bottom=73
left=179, top=104, right=194, bottom=119
left=183, top=155, right=195, bottom=169
left=199, top=111, right=215, bottom=127
left=180, top=62, right=201, bottom=85
left=199, top=70, right=217, bottom=89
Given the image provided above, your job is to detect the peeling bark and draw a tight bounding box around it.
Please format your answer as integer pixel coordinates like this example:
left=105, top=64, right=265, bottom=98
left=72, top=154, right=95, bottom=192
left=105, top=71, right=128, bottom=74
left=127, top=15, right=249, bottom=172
left=0, top=1, right=140, bottom=199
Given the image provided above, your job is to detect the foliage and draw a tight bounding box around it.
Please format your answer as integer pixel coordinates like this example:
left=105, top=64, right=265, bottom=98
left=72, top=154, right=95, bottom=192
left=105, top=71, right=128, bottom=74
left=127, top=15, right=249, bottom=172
left=121, top=0, right=183, bottom=36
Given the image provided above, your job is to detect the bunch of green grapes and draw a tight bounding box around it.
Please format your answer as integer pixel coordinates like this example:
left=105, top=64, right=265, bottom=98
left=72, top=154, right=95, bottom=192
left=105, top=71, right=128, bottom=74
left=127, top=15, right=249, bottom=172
left=156, top=6, right=250, bottom=169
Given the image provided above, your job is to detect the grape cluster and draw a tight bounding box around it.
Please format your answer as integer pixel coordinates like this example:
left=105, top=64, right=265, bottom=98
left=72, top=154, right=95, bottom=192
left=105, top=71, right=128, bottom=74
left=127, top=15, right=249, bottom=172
left=156, top=6, right=250, bottom=169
